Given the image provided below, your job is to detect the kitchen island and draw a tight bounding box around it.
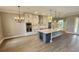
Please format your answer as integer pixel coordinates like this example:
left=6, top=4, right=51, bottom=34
left=38, top=29, right=62, bottom=43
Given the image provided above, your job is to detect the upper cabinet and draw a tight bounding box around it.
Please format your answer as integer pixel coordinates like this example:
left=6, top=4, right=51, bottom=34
left=38, top=15, right=49, bottom=25
left=25, top=14, right=52, bottom=29
left=38, top=15, right=43, bottom=25
left=33, top=15, right=39, bottom=26
left=25, top=14, right=32, bottom=23
left=25, top=14, right=39, bottom=25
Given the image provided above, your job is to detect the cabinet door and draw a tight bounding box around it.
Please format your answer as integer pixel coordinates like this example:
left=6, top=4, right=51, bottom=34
left=46, top=33, right=51, bottom=43
left=39, top=32, right=43, bottom=41
left=25, top=14, right=32, bottom=23
left=33, top=15, right=39, bottom=25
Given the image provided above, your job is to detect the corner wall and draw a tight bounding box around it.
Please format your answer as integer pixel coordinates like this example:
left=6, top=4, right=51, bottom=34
left=0, top=13, right=3, bottom=44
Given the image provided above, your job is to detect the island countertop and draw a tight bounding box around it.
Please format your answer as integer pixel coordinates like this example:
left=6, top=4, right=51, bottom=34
left=38, top=29, right=61, bottom=34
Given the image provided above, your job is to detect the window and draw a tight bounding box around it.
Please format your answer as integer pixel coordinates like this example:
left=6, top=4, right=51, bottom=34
left=58, top=20, right=64, bottom=30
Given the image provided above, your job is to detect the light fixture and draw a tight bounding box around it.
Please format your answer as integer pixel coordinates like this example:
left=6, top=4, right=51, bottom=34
left=48, top=9, right=52, bottom=22
left=53, top=10, right=62, bottom=20
left=14, top=6, right=24, bottom=23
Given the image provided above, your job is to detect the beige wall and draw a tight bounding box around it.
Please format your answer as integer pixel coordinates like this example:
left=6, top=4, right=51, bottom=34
left=0, top=14, right=1, bottom=34
left=0, top=13, right=3, bottom=40
left=1, top=12, right=26, bottom=37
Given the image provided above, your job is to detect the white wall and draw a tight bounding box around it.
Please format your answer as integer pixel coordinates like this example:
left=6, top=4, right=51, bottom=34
left=77, top=18, right=79, bottom=33
left=65, top=16, right=75, bottom=33
left=1, top=12, right=26, bottom=37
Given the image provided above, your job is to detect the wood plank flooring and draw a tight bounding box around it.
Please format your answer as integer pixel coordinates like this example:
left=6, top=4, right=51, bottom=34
left=0, top=33, right=79, bottom=52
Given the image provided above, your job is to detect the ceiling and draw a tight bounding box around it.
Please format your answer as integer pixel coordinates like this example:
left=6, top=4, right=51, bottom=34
left=0, top=6, right=79, bottom=17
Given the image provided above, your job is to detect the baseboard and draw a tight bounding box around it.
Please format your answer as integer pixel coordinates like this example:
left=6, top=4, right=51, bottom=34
left=0, top=39, right=4, bottom=45
left=65, top=31, right=79, bottom=35
left=0, top=34, right=4, bottom=45
left=71, top=33, right=79, bottom=36
left=0, top=32, right=37, bottom=45
left=64, top=31, right=73, bottom=34
left=3, top=32, right=37, bottom=40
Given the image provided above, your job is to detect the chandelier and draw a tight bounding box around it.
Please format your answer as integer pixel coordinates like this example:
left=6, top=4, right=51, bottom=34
left=14, top=6, right=24, bottom=23
left=53, top=10, right=62, bottom=20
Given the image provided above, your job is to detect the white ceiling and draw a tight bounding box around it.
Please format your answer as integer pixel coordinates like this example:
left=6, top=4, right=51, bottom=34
left=0, top=6, right=79, bottom=17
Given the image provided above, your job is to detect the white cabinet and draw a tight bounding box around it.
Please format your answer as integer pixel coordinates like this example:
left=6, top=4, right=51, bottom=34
left=25, top=14, right=39, bottom=32
left=32, top=15, right=39, bottom=25
left=25, top=14, right=39, bottom=25
left=25, top=14, right=32, bottom=23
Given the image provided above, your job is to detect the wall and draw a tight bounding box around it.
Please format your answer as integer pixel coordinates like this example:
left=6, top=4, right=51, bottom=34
left=77, top=18, right=79, bottom=33
left=65, top=16, right=76, bottom=33
left=0, top=13, right=3, bottom=40
left=1, top=12, right=26, bottom=37
left=74, top=17, right=79, bottom=34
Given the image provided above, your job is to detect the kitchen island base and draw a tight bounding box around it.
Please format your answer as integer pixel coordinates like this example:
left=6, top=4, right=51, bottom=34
left=38, top=29, right=62, bottom=43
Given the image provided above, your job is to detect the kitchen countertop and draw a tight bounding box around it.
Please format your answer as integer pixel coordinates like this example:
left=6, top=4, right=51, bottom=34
left=38, top=29, right=61, bottom=34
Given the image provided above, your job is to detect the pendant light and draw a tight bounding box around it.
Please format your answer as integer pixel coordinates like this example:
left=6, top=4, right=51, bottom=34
left=48, top=9, right=52, bottom=22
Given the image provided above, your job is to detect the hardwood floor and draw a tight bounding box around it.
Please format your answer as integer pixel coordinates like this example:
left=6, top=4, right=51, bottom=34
left=0, top=33, right=79, bottom=52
